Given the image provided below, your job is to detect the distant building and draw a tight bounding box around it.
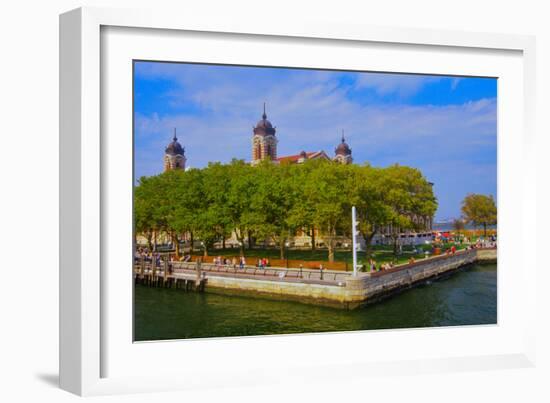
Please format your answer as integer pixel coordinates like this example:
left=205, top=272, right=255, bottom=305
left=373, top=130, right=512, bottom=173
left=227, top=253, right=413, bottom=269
left=277, top=150, right=331, bottom=164
left=163, top=129, right=186, bottom=172
left=250, top=103, right=351, bottom=166
left=333, top=132, right=353, bottom=164
left=149, top=105, right=433, bottom=251
left=250, top=103, right=279, bottom=165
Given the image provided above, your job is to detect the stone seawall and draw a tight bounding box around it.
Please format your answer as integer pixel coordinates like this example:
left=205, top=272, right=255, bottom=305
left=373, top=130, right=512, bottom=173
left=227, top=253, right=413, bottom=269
left=343, top=248, right=496, bottom=308
left=476, top=248, right=498, bottom=262
left=205, top=276, right=349, bottom=308
left=204, top=248, right=497, bottom=309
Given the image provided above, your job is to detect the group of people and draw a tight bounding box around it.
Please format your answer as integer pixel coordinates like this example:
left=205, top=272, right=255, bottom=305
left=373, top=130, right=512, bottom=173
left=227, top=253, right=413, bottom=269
left=444, top=245, right=458, bottom=255
left=476, top=236, right=497, bottom=248
left=213, top=256, right=248, bottom=270
left=465, top=241, right=496, bottom=250
left=380, top=261, right=396, bottom=271
left=134, top=248, right=162, bottom=266
left=212, top=256, right=274, bottom=270
left=256, top=258, right=270, bottom=269
left=367, top=258, right=396, bottom=272
left=195, top=255, right=278, bottom=270
left=136, top=249, right=277, bottom=271
left=135, top=247, right=194, bottom=267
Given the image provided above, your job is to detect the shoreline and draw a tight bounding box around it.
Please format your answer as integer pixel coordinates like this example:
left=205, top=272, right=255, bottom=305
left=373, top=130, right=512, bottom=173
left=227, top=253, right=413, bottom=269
left=135, top=248, right=497, bottom=309
left=197, top=260, right=495, bottom=310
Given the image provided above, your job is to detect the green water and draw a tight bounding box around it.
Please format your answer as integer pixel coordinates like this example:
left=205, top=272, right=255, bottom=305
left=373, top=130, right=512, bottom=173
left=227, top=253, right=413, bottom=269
left=134, top=263, right=496, bottom=341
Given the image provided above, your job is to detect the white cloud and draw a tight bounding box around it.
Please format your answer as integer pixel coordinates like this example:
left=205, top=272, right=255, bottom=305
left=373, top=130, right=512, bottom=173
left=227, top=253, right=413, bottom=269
left=354, top=73, right=441, bottom=97
left=134, top=63, right=497, bottom=218
left=135, top=97, right=496, bottom=171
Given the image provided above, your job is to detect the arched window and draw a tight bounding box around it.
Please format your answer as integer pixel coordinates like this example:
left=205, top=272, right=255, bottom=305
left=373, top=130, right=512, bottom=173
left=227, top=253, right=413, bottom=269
left=267, top=144, right=271, bottom=158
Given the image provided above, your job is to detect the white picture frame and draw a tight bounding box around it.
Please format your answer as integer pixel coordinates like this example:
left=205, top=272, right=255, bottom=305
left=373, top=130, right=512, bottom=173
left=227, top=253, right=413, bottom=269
left=59, top=6, right=537, bottom=396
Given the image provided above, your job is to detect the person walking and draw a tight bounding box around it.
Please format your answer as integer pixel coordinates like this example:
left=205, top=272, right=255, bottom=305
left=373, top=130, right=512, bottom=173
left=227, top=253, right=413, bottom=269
left=168, top=254, right=175, bottom=274
left=370, top=259, right=377, bottom=272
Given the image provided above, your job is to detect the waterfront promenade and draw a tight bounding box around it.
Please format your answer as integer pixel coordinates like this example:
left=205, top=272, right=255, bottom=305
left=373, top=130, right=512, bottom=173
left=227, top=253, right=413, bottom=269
left=134, top=247, right=497, bottom=309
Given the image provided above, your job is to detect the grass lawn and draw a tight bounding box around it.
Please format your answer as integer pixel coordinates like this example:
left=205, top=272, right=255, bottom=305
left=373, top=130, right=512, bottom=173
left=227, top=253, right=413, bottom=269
left=191, top=242, right=470, bottom=270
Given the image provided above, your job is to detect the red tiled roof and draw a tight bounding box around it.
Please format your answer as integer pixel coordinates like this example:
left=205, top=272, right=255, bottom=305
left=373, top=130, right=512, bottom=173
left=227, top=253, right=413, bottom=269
left=276, top=151, right=330, bottom=163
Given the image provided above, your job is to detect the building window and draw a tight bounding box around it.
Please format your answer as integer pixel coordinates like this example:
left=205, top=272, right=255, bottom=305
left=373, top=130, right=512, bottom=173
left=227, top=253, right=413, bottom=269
left=256, top=143, right=261, bottom=159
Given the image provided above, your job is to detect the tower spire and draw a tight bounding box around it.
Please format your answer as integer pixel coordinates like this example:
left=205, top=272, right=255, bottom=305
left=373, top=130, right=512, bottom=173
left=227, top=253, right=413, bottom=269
left=164, top=127, right=186, bottom=172
left=262, top=102, right=267, bottom=119
left=341, top=129, right=345, bottom=143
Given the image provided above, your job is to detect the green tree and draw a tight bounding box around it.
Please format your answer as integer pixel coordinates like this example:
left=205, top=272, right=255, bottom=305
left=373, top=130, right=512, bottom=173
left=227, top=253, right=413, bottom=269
left=152, top=170, right=186, bottom=258
left=286, top=160, right=319, bottom=252
left=134, top=156, right=439, bottom=265
left=250, top=161, right=297, bottom=259
left=199, top=162, right=233, bottom=255
left=304, top=160, right=353, bottom=262
left=461, top=193, right=497, bottom=237
left=351, top=164, right=394, bottom=258
left=452, top=218, right=466, bottom=236
left=171, top=168, right=207, bottom=257
left=383, top=164, right=437, bottom=256
left=224, top=159, right=258, bottom=256
left=134, top=175, right=164, bottom=251
left=134, top=171, right=180, bottom=257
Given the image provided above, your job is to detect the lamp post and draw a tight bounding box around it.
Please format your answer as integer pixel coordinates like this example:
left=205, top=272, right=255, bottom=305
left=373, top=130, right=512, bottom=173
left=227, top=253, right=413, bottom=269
left=352, top=206, right=359, bottom=276
left=285, top=241, right=290, bottom=268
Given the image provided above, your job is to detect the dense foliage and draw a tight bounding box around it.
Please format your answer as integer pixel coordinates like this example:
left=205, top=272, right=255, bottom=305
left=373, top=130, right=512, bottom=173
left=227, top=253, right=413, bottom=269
left=461, top=193, right=497, bottom=236
left=135, top=159, right=437, bottom=261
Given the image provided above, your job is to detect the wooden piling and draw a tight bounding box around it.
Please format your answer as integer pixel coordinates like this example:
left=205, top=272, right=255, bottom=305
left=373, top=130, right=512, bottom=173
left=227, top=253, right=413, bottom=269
left=163, top=258, right=169, bottom=287
left=151, top=259, right=157, bottom=285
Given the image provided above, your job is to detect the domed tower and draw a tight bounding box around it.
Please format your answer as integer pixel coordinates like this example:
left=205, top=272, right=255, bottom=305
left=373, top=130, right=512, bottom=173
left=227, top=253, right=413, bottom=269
left=334, top=131, right=352, bottom=164
left=251, top=103, right=278, bottom=165
left=164, top=128, right=186, bottom=172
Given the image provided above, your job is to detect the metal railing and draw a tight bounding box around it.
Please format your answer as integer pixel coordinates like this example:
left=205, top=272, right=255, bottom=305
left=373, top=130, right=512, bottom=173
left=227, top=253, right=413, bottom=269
left=134, top=258, right=351, bottom=285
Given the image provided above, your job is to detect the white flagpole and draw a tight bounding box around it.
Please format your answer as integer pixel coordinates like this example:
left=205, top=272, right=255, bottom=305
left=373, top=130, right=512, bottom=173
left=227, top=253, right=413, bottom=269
left=352, top=206, right=358, bottom=276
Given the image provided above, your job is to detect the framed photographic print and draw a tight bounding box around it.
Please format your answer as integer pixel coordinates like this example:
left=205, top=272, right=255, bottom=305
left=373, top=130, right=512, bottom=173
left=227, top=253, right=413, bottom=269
left=60, top=6, right=537, bottom=396
left=131, top=60, right=498, bottom=342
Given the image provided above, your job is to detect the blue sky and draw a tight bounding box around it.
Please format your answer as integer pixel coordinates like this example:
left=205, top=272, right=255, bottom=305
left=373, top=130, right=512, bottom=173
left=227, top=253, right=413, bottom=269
left=134, top=61, right=497, bottom=221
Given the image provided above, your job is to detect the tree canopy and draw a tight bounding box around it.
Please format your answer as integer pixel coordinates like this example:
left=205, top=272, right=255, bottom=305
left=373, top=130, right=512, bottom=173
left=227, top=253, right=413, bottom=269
left=461, top=193, right=497, bottom=236
left=134, top=159, right=438, bottom=261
